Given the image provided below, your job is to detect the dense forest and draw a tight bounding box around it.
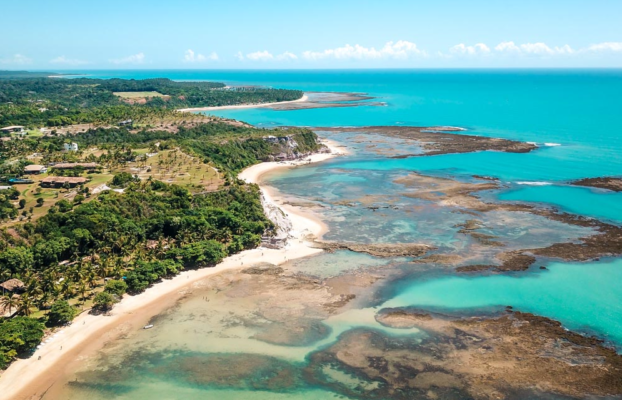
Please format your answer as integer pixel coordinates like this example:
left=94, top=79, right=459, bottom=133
left=0, top=179, right=271, bottom=367
left=0, top=77, right=303, bottom=127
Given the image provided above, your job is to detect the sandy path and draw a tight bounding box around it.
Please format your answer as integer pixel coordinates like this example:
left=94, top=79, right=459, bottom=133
left=0, top=139, right=346, bottom=400
left=177, top=94, right=309, bottom=112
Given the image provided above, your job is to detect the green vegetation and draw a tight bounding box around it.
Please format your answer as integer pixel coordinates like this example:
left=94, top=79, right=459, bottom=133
left=103, top=279, right=127, bottom=297
left=0, top=188, right=20, bottom=220
left=0, top=316, right=45, bottom=368
left=76, top=122, right=322, bottom=175
left=0, top=77, right=303, bottom=127
left=0, top=75, right=323, bottom=370
left=93, top=291, right=115, bottom=311
left=46, top=300, right=77, bottom=326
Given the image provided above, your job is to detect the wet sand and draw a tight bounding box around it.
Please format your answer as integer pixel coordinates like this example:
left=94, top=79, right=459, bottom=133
left=0, top=139, right=345, bottom=400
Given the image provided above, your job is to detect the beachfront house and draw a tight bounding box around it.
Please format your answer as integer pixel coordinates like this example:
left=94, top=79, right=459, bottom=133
left=23, top=164, right=48, bottom=174
left=1, top=126, right=25, bottom=135
left=64, top=142, right=79, bottom=152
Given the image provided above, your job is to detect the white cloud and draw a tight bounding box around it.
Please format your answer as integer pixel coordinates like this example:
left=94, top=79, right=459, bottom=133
left=246, top=50, right=274, bottom=61
left=237, top=50, right=298, bottom=62
left=495, top=41, right=521, bottom=53
left=0, top=54, right=32, bottom=65
left=495, top=42, right=574, bottom=55
left=585, top=42, right=622, bottom=52
left=183, top=49, right=218, bottom=63
left=50, top=56, right=88, bottom=65
left=109, top=53, right=145, bottom=65
left=276, top=51, right=298, bottom=61
left=449, top=43, right=490, bottom=55
left=302, top=41, right=425, bottom=61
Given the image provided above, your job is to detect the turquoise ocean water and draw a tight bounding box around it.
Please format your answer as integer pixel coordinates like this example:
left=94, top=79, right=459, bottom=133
left=57, top=69, right=622, bottom=398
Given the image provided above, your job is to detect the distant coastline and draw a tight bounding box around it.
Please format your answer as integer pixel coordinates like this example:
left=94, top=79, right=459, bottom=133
left=178, top=94, right=309, bottom=112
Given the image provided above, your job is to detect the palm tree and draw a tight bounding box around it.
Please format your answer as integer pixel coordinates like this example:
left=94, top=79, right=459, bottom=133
left=17, top=294, right=34, bottom=317
left=77, top=280, right=89, bottom=306
left=0, top=294, right=20, bottom=316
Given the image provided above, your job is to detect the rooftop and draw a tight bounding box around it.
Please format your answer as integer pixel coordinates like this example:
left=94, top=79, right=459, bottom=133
left=0, top=278, right=25, bottom=291
left=24, top=164, right=46, bottom=171
left=41, top=176, right=88, bottom=184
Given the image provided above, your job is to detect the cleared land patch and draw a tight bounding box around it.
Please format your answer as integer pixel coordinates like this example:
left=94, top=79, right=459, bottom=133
left=113, top=91, right=168, bottom=99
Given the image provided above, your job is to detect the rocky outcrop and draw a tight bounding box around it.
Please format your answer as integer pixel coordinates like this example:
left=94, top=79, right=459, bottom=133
left=571, top=176, right=622, bottom=192
left=313, top=241, right=433, bottom=258
left=259, top=193, right=292, bottom=249
left=262, top=135, right=329, bottom=162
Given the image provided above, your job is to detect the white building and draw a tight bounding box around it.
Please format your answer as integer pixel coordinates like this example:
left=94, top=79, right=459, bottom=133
left=64, top=142, right=79, bottom=152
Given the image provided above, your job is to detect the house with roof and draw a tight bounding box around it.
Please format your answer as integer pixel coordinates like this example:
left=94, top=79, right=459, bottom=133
left=40, top=176, right=88, bottom=188
left=0, top=278, right=25, bottom=295
left=23, top=164, right=48, bottom=174
left=52, top=162, right=99, bottom=170
left=1, top=126, right=25, bottom=134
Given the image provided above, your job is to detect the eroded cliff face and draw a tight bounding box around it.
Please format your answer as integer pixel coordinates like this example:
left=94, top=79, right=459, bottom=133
left=262, top=134, right=328, bottom=162
left=260, top=193, right=293, bottom=249
left=257, top=133, right=328, bottom=248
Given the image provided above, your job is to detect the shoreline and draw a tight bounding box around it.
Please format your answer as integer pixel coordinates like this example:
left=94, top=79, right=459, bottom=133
left=177, top=94, right=309, bottom=112
left=0, top=138, right=344, bottom=400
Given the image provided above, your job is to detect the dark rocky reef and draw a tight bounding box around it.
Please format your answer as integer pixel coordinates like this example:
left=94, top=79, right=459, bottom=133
left=304, top=309, right=622, bottom=399
left=313, top=241, right=433, bottom=258
left=571, top=176, right=622, bottom=192
left=316, top=126, right=537, bottom=156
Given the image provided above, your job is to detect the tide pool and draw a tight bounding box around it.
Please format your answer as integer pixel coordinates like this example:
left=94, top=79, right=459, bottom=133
left=498, top=184, right=622, bottom=223
left=382, top=259, right=622, bottom=347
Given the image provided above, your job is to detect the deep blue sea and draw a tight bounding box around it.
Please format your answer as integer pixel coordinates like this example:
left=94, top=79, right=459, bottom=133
left=57, top=69, right=622, bottom=399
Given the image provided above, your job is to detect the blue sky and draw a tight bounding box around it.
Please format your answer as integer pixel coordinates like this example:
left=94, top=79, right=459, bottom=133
left=2, top=0, right=622, bottom=69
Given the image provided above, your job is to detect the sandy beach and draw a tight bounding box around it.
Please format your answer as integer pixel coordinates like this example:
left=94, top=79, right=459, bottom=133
left=177, top=94, right=309, bottom=112
left=0, top=139, right=345, bottom=400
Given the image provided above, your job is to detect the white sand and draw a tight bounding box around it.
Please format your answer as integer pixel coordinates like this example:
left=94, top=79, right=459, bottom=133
left=178, top=94, right=309, bottom=112
left=0, top=138, right=346, bottom=400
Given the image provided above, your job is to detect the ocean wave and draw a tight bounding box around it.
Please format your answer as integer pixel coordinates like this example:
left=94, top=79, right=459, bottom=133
left=516, top=181, right=553, bottom=186
left=422, top=126, right=467, bottom=132
left=527, top=141, right=538, bottom=146
left=544, top=142, right=561, bottom=147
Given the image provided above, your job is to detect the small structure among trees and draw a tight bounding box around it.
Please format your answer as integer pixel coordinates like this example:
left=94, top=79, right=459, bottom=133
left=0, top=278, right=25, bottom=295
left=40, top=176, right=88, bottom=188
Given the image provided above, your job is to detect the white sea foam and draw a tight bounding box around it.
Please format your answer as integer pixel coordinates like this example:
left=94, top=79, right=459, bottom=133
left=516, top=181, right=553, bottom=186
left=544, top=142, right=561, bottom=147
left=427, top=126, right=467, bottom=131
left=527, top=141, right=538, bottom=146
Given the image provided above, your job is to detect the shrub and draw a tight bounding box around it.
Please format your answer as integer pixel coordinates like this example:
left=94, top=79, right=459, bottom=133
left=104, top=279, right=127, bottom=297
left=47, top=300, right=77, bottom=326
left=56, top=199, right=73, bottom=212
left=93, top=292, right=116, bottom=311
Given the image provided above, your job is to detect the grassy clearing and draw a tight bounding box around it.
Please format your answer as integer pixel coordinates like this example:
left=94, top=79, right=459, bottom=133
left=116, top=148, right=221, bottom=191
left=113, top=91, right=167, bottom=99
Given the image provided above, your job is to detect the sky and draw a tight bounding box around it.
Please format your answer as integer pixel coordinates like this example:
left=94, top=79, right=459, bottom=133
left=1, top=0, right=622, bottom=69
